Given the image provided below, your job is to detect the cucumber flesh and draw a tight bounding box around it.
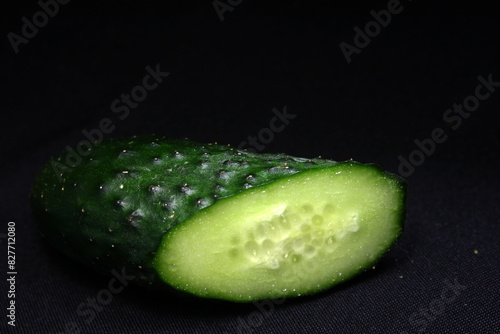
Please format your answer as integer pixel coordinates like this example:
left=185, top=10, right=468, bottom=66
left=153, top=162, right=406, bottom=302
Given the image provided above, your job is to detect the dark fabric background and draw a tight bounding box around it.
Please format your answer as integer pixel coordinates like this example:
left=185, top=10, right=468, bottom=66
left=1, top=1, right=499, bottom=333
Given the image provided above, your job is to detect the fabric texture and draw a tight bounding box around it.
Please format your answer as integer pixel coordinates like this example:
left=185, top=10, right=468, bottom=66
left=1, top=2, right=499, bottom=333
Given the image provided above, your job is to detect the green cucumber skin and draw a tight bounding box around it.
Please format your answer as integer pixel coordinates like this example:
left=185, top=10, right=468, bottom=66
left=30, top=135, right=341, bottom=286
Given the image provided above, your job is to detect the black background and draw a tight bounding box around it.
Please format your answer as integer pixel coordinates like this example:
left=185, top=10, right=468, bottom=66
left=1, top=1, right=499, bottom=333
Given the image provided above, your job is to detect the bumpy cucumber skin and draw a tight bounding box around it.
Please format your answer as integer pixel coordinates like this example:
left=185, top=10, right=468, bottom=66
left=30, top=135, right=341, bottom=287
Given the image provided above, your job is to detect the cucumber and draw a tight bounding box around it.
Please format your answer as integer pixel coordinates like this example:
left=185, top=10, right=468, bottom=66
left=30, top=135, right=407, bottom=302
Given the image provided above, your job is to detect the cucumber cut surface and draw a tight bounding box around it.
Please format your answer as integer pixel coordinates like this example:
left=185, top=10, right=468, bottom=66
left=153, top=161, right=406, bottom=302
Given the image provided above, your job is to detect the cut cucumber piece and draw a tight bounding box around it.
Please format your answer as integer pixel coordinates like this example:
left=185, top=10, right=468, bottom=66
left=153, top=162, right=405, bottom=302
left=30, top=135, right=406, bottom=302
